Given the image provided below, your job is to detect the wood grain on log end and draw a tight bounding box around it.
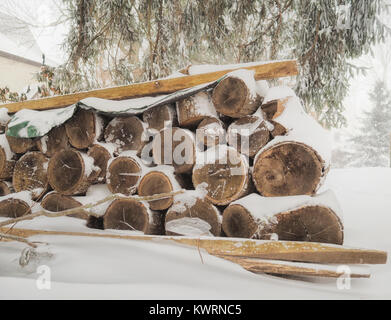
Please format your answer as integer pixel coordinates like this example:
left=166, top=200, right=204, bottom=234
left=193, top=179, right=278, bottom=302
left=41, top=192, right=87, bottom=219
left=104, top=198, right=163, bottom=235
left=253, top=142, right=323, bottom=197
left=65, top=109, right=98, bottom=149
left=0, top=198, right=31, bottom=218
left=37, top=125, right=70, bottom=157
left=107, top=156, right=142, bottom=196
left=12, top=151, right=49, bottom=200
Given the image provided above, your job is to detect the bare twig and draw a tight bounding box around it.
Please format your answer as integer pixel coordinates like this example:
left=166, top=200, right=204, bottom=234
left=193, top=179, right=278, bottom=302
left=0, top=232, right=37, bottom=248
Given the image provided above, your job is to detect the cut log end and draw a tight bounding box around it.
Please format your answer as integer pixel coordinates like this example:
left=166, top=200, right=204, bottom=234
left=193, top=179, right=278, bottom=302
left=143, top=104, right=177, bottom=132
left=253, top=142, right=323, bottom=197
left=152, top=127, right=195, bottom=174
left=48, top=149, right=90, bottom=195
left=196, top=117, right=226, bottom=147
left=176, top=91, right=217, bottom=128
left=166, top=197, right=221, bottom=236
left=5, top=134, right=35, bottom=154
left=0, top=146, right=15, bottom=180
left=103, top=198, right=163, bottom=235
left=12, top=152, right=49, bottom=200
left=222, top=204, right=259, bottom=239
left=107, top=156, right=142, bottom=196
left=37, top=125, right=70, bottom=157
left=212, top=76, right=262, bottom=118
left=0, top=181, right=11, bottom=196
left=192, top=146, right=250, bottom=205
left=227, top=115, right=270, bottom=157
left=0, top=198, right=31, bottom=218
left=138, top=171, right=175, bottom=211
left=104, top=116, right=147, bottom=155
left=87, top=144, right=112, bottom=183
left=65, top=109, right=98, bottom=149
left=41, top=192, right=87, bottom=219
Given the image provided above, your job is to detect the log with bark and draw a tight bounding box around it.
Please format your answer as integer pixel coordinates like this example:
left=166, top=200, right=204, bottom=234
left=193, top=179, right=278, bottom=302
left=104, top=116, right=147, bottom=155
left=176, top=91, right=217, bottom=128
left=41, top=192, right=87, bottom=219
left=103, top=198, right=164, bottom=235
left=47, top=149, right=100, bottom=195
left=137, top=169, right=182, bottom=211
left=65, top=109, right=103, bottom=149
left=143, top=104, right=177, bottom=133
left=36, top=125, right=70, bottom=157
left=222, top=192, right=343, bottom=245
left=226, top=111, right=271, bottom=157
left=106, top=153, right=142, bottom=196
left=165, top=190, right=221, bottom=236
left=0, top=134, right=16, bottom=180
left=0, top=197, right=31, bottom=218
left=152, top=127, right=196, bottom=174
left=87, top=143, right=114, bottom=183
left=196, top=117, right=226, bottom=148
left=212, top=70, right=263, bottom=118
left=12, top=151, right=49, bottom=200
left=0, top=181, right=12, bottom=196
left=192, top=145, right=251, bottom=205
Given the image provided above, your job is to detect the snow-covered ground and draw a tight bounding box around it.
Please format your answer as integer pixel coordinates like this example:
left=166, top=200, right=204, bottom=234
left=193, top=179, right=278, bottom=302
left=0, top=168, right=390, bottom=300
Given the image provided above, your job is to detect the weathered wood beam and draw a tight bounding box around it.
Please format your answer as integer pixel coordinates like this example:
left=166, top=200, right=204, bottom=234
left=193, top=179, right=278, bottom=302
left=3, top=60, right=298, bottom=113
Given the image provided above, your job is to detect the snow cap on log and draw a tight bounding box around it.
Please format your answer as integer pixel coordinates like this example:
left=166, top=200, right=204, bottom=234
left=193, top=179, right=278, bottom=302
left=222, top=190, right=344, bottom=244
left=212, top=69, right=263, bottom=118
left=165, top=184, right=221, bottom=236
left=0, top=108, right=11, bottom=134
left=87, top=143, right=115, bottom=183
left=73, top=184, right=113, bottom=218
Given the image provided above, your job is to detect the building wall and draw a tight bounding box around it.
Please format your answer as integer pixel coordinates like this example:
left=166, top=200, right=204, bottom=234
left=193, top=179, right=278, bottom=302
left=0, top=55, right=40, bottom=92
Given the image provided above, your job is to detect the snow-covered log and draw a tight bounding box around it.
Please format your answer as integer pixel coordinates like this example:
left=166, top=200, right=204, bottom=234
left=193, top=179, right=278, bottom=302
left=152, top=127, right=196, bottom=174
left=227, top=110, right=271, bottom=157
left=104, top=116, right=147, bottom=155
left=222, top=191, right=344, bottom=245
left=0, top=134, right=16, bottom=179
left=103, top=198, right=164, bottom=235
left=41, top=192, right=87, bottom=219
left=0, top=191, right=32, bottom=218
left=143, top=104, right=177, bottom=132
left=65, top=109, right=103, bottom=149
left=87, top=143, right=114, bottom=183
left=12, top=151, right=49, bottom=200
left=176, top=91, right=217, bottom=128
left=212, top=70, right=263, bottom=118
left=0, top=181, right=12, bottom=196
left=192, top=145, right=251, bottom=205
left=196, top=117, right=226, bottom=148
left=252, top=88, right=331, bottom=197
left=47, top=149, right=100, bottom=195
left=37, top=125, right=70, bottom=157
left=5, top=130, right=35, bottom=154
left=165, top=188, right=221, bottom=236
left=106, top=152, right=142, bottom=196
left=137, top=167, right=182, bottom=211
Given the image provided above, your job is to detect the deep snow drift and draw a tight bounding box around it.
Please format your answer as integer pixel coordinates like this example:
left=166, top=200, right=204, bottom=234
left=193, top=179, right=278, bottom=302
left=0, top=168, right=390, bottom=299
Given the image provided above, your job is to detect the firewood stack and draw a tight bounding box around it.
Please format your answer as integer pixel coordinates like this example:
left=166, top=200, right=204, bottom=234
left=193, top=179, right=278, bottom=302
left=0, top=67, right=343, bottom=245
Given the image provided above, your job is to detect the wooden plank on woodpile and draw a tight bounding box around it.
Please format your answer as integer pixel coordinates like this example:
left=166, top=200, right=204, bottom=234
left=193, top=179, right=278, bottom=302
left=3, top=60, right=298, bottom=113
left=0, top=227, right=387, bottom=265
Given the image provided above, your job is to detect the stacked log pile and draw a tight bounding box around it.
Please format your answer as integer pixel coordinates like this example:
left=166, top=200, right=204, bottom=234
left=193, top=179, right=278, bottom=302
left=0, top=67, right=343, bottom=245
